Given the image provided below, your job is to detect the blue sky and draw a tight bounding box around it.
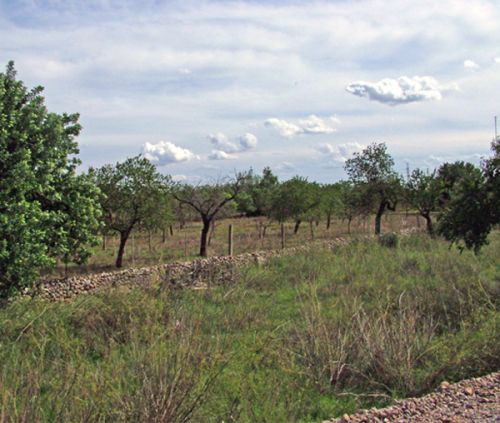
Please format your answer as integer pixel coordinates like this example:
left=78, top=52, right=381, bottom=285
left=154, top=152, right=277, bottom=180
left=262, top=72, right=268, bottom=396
left=1, top=0, right=499, bottom=182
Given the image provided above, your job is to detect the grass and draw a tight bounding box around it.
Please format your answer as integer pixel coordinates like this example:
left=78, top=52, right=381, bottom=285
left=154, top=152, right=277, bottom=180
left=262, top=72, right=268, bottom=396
left=2, top=233, right=499, bottom=422
left=44, top=212, right=425, bottom=277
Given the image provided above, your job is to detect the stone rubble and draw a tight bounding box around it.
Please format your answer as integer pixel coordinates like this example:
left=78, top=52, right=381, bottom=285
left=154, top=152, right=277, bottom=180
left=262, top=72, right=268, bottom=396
left=25, top=237, right=354, bottom=301
left=324, top=372, right=500, bottom=423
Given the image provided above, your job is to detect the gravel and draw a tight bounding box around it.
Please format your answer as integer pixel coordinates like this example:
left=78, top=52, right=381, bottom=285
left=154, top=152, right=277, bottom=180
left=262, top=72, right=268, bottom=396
left=324, top=372, right=500, bottom=423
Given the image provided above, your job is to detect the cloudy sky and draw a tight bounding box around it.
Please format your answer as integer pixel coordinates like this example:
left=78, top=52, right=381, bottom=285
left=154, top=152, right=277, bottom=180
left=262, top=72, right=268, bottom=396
left=1, top=0, right=499, bottom=182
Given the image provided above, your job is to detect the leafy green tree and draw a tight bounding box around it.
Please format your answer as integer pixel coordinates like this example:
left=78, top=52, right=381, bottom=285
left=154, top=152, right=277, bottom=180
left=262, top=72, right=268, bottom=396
left=404, top=169, right=440, bottom=236
left=319, top=183, right=342, bottom=230
left=344, top=143, right=401, bottom=235
left=335, top=181, right=370, bottom=234
left=90, top=156, right=170, bottom=268
left=0, top=61, right=102, bottom=298
left=172, top=173, right=248, bottom=257
left=437, top=141, right=499, bottom=253
left=271, top=176, right=321, bottom=233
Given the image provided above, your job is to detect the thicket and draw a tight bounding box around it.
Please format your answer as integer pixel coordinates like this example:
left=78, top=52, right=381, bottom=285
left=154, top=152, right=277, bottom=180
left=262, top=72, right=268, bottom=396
left=0, top=235, right=498, bottom=422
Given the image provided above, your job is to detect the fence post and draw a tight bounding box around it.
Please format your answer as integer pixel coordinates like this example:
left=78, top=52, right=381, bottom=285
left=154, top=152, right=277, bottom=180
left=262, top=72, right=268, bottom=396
left=281, top=223, right=285, bottom=249
left=228, top=224, right=234, bottom=256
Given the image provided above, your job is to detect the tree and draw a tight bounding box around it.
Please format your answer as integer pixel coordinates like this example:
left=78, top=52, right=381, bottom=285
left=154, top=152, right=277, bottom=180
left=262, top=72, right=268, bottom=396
left=90, top=156, right=170, bottom=268
left=404, top=169, right=440, bottom=236
left=319, top=183, right=342, bottom=230
left=172, top=173, right=248, bottom=257
left=0, top=61, right=102, bottom=298
left=437, top=141, right=500, bottom=253
left=271, top=176, right=321, bottom=234
left=344, top=143, right=400, bottom=235
left=335, top=181, right=370, bottom=234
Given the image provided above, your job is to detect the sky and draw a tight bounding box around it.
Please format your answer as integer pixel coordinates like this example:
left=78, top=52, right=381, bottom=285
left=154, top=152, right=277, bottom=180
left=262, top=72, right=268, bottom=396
left=1, top=0, right=499, bottom=183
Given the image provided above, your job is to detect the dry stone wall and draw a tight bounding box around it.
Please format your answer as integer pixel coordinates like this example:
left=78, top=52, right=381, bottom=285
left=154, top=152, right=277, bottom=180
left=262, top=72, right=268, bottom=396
left=28, top=237, right=355, bottom=301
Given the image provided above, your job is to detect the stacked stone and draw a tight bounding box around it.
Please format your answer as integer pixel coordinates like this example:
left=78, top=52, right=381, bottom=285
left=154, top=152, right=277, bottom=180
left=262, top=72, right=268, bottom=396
left=24, top=237, right=356, bottom=301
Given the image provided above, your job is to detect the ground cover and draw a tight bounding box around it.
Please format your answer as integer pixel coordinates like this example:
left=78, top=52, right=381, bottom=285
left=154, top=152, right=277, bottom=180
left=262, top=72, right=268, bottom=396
left=1, top=233, right=498, bottom=422
left=45, top=212, right=423, bottom=277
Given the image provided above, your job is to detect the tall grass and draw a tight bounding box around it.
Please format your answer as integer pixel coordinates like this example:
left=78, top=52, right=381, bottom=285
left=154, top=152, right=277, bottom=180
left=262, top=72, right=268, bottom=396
left=1, top=233, right=498, bottom=422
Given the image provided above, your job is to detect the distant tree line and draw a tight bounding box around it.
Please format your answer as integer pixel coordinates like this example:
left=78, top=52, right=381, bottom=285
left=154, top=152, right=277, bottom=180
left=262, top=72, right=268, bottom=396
left=1, top=61, right=499, bottom=298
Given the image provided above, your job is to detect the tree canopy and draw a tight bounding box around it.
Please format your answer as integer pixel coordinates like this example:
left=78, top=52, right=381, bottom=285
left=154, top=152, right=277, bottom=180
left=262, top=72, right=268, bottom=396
left=0, top=61, right=102, bottom=298
left=90, top=155, right=170, bottom=267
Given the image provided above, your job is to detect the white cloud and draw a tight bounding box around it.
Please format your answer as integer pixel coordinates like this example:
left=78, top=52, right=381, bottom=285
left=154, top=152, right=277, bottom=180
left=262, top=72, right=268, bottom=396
left=143, top=141, right=198, bottom=165
left=177, top=68, right=192, bottom=75
left=345, top=76, right=455, bottom=105
left=265, top=115, right=339, bottom=138
left=238, top=132, right=258, bottom=150
left=317, top=142, right=365, bottom=162
left=208, top=149, right=236, bottom=160
left=277, top=161, right=295, bottom=171
left=463, top=59, right=479, bottom=69
left=171, top=174, right=187, bottom=181
left=208, top=132, right=239, bottom=153
left=494, top=57, right=500, bottom=63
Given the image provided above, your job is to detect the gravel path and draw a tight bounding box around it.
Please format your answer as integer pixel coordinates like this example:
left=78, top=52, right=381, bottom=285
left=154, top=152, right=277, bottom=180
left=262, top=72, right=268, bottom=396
left=324, top=372, right=500, bottom=423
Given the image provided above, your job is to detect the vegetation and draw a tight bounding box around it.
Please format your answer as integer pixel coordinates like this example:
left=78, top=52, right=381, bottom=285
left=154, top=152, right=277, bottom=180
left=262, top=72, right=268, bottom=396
left=345, top=143, right=401, bottom=235
left=0, top=62, right=101, bottom=298
left=1, top=235, right=498, bottom=421
left=90, top=156, right=171, bottom=268
left=437, top=140, right=500, bottom=253
left=172, top=173, right=249, bottom=257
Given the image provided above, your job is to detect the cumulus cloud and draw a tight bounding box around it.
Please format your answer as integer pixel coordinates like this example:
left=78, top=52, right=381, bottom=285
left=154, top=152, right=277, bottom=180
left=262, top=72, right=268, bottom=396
left=208, top=132, right=239, bottom=153
left=265, top=115, right=340, bottom=138
left=463, top=59, right=479, bottom=69
left=208, top=132, right=258, bottom=153
left=317, top=142, right=365, bottom=162
left=238, top=132, right=258, bottom=150
left=143, top=141, right=198, bottom=165
left=208, top=149, right=236, bottom=160
left=495, top=57, right=500, bottom=64
left=345, top=76, right=454, bottom=105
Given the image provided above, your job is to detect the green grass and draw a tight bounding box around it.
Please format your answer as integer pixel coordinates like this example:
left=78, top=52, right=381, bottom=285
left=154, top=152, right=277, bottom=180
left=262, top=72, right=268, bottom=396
left=1, top=233, right=499, bottom=422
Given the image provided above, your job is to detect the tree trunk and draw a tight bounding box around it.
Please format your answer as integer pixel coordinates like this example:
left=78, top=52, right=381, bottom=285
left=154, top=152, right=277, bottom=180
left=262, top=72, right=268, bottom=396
left=423, top=213, right=434, bottom=236
left=199, top=217, right=211, bottom=257
left=169, top=224, right=174, bottom=236
left=116, top=230, right=130, bottom=268
left=294, top=220, right=301, bottom=234
left=162, top=227, right=166, bottom=243
left=375, top=201, right=387, bottom=235
left=347, top=216, right=352, bottom=234
left=309, top=221, right=314, bottom=240
left=326, top=213, right=331, bottom=230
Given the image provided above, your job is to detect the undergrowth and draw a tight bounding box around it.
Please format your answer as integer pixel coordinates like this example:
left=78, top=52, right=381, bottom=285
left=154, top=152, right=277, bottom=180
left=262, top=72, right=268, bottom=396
left=1, top=233, right=498, bottom=422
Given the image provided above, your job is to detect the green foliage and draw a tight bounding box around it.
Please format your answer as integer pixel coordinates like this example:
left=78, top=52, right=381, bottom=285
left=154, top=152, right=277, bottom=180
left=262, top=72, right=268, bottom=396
left=270, top=176, right=321, bottom=224
left=1, top=235, right=498, bottom=421
left=404, top=169, right=440, bottom=235
left=90, top=155, right=170, bottom=267
left=379, top=232, right=399, bottom=248
left=0, top=61, right=101, bottom=298
left=344, top=143, right=401, bottom=234
left=236, top=167, right=279, bottom=217
left=437, top=142, right=499, bottom=253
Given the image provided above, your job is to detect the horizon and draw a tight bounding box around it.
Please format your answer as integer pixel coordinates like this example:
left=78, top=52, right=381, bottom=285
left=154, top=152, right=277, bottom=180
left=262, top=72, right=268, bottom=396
left=1, top=0, right=499, bottom=183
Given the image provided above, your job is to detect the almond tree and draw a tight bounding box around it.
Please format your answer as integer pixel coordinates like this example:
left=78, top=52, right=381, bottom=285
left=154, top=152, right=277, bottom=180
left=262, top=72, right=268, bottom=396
left=90, top=156, right=170, bottom=268
left=172, top=173, right=249, bottom=257
left=344, top=143, right=401, bottom=235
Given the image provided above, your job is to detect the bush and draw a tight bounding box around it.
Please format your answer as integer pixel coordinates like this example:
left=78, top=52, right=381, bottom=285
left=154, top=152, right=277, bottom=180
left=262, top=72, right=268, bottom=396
left=379, top=232, right=399, bottom=248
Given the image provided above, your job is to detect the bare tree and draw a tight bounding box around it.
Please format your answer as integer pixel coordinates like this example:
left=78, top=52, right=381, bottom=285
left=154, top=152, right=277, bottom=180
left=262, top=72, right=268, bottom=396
left=172, top=173, right=248, bottom=257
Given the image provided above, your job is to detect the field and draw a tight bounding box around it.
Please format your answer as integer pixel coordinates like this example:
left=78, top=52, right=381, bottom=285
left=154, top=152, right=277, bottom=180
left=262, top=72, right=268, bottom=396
left=46, top=212, right=425, bottom=277
left=2, top=233, right=498, bottom=422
